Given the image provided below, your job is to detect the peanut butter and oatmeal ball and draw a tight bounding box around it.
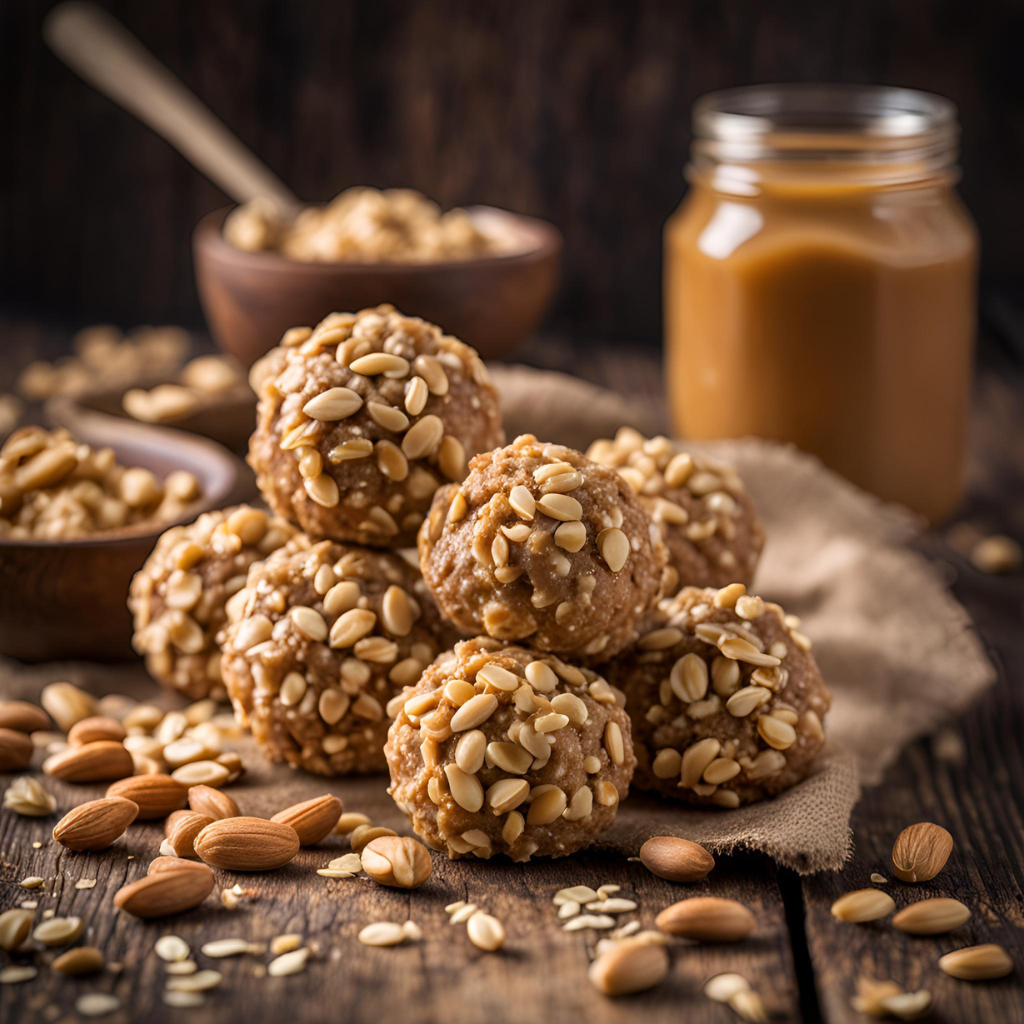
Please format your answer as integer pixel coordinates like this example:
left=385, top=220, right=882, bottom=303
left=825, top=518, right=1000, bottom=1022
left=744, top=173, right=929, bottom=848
left=603, top=584, right=829, bottom=807
left=248, top=305, right=504, bottom=548
left=220, top=535, right=447, bottom=775
left=587, top=428, right=764, bottom=592
left=129, top=506, right=297, bottom=700
left=385, top=638, right=636, bottom=861
left=418, top=435, right=667, bottom=661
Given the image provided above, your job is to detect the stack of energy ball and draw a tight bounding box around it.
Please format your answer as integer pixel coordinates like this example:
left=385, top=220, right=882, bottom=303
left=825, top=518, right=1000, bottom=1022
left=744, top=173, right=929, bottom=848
left=131, top=304, right=831, bottom=861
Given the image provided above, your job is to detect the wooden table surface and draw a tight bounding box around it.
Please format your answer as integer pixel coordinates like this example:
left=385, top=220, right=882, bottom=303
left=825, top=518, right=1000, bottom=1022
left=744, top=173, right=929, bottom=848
left=1, top=322, right=1023, bottom=1023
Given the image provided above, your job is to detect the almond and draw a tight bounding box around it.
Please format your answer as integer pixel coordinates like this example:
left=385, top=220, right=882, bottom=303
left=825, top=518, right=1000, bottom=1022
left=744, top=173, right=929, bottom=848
left=52, top=796, right=139, bottom=851
left=52, top=946, right=105, bottom=975
left=0, top=727, right=34, bottom=771
left=892, top=897, right=971, bottom=936
left=68, top=716, right=127, bottom=746
left=589, top=937, right=670, bottom=995
left=148, top=856, right=214, bottom=877
left=831, top=889, right=896, bottom=923
left=165, top=809, right=195, bottom=837
left=194, top=817, right=300, bottom=871
left=0, top=908, right=34, bottom=951
left=361, top=836, right=433, bottom=889
left=106, top=774, right=188, bottom=820
left=639, top=836, right=715, bottom=883
left=43, top=740, right=133, bottom=783
left=40, top=681, right=96, bottom=732
left=187, top=784, right=240, bottom=820
left=270, top=794, right=342, bottom=846
left=0, top=700, right=51, bottom=734
left=168, top=812, right=215, bottom=858
left=938, top=943, right=1014, bottom=981
left=892, top=822, right=953, bottom=882
left=655, top=897, right=756, bottom=942
left=114, top=866, right=215, bottom=918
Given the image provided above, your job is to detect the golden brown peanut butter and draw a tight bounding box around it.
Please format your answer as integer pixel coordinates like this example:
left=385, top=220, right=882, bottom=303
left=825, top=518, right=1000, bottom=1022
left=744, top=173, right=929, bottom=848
left=665, top=88, right=978, bottom=523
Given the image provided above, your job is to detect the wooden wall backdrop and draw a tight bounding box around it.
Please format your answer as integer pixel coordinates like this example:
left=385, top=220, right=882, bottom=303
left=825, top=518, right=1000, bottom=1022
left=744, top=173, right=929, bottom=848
left=2, top=0, right=1023, bottom=342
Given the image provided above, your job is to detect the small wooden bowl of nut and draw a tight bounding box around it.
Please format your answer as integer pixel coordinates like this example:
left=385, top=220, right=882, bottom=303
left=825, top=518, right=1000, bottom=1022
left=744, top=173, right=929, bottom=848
left=0, top=405, right=238, bottom=663
left=193, top=188, right=562, bottom=366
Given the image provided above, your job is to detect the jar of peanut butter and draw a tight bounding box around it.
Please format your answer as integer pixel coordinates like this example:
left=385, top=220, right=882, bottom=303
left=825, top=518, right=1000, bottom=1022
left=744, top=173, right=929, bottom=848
left=665, top=85, right=978, bottom=522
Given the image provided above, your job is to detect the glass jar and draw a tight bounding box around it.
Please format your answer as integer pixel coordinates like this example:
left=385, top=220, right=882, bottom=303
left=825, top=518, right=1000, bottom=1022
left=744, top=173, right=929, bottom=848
left=664, top=84, right=978, bottom=522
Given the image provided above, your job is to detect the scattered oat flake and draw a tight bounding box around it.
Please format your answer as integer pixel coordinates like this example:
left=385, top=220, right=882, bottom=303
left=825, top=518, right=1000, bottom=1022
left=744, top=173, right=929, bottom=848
left=316, top=868, right=354, bottom=879
left=611, top=920, right=642, bottom=939
left=596, top=884, right=621, bottom=898
left=558, top=901, right=580, bottom=920
left=870, top=873, right=888, bottom=885
left=20, top=876, right=44, bottom=888
left=358, top=921, right=407, bottom=947
left=163, top=991, right=205, bottom=1008
left=563, top=914, right=616, bottom=931
left=584, top=898, right=637, bottom=914
left=19, top=900, right=38, bottom=909
left=75, top=994, right=120, bottom=1017
left=201, top=938, right=264, bottom=958
left=268, top=948, right=310, bottom=977
left=270, top=934, right=302, bottom=956
left=165, top=961, right=198, bottom=976
left=1, top=965, right=39, bottom=984
left=554, top=886, right=598, bottom=905
left=444, top=901, right=466, bottom=914
left=75, top=879, right=97, bottom=890
left=329, top=853, right=362, bottom=873
left=449, top=904, right=478, bottom=924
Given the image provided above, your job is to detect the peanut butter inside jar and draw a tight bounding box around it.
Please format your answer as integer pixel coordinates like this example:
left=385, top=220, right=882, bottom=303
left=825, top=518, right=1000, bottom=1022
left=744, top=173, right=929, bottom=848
left=665, top=85, right=978, bottom=522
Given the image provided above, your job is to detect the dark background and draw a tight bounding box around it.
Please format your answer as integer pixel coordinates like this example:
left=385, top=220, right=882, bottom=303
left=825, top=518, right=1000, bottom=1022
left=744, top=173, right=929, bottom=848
left=2, top=0, right=1023, bottom=345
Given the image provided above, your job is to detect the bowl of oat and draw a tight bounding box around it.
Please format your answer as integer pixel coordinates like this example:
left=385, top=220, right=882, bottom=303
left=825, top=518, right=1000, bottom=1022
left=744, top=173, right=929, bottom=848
left=0, top=410, right=238, bottom=662
left=193, top=187, right=562, bottom=366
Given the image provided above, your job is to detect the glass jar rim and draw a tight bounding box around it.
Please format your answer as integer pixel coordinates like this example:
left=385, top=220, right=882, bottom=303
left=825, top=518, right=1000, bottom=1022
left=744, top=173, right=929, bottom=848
left=692, top=84, right=959, bottom=170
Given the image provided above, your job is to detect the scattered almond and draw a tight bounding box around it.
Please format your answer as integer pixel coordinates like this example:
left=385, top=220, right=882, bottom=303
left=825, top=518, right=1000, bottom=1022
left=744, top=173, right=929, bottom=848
left=831, top=889, right=897, bottom=924
left=0, top=727, right=34, bottom=771
left=187, top=784, right=240, bottom=820
left=148, top=856, right=214, bottom=877
left=938, top=943, right=1014, bottom=981
left=33, top=916, right=84, bottom=947
left=0, top=908, right=34, bottom=951
left=358, top=921, right=408, bottom=947
left=589, top=936, right=669, bottom=995
left=360, top=836, right=433, bottom=889
left=106, top=774, right=189, bottom=820
left=892, top=897, right=971, bottom=935
left=0, top=700, right=51, bottom=734
left=194, top=816, right=300, bottom=871
left=655, top=897, right=755, bottom=942
left=40, top=681, right=96, bottom=731
left=52, top=796, right=139, bottom=852
left=271, top=794, right=343, bottom=846
left=43, top=740, right=133, bottom=782
left=639, top=835, right=715, bottom=883
left=168, top=811, right=215, bottom=858
left=52, top=946, right=105, bottom=975
left=891, top=822, right=953, bottom=883
left=68, top=716, right=127, bottom=746
left=114, top=865, right=215, bottom=918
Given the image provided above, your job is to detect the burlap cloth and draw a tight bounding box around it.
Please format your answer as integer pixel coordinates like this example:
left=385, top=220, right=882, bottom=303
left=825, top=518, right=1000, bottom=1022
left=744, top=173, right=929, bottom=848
left=493, top=364, right=996, bottom=872
left=0, top=364, right=995, bottom=875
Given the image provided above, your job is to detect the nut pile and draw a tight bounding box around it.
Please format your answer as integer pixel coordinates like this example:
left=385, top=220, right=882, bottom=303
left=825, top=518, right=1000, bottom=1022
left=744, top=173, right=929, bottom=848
left=224, top=187, right=514, bottom=263
left=0, top=427, right=203, bottom=539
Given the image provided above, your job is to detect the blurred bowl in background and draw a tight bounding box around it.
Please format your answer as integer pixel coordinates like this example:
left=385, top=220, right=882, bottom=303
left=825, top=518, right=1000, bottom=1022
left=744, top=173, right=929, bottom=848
left=0, top=403, right=239, bottom=663
left=193, top=205, right=562, bottom=365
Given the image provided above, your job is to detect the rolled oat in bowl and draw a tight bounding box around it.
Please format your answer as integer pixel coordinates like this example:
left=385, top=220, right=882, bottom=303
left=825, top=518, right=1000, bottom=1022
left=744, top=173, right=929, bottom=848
left=220, top=534, right=451, bottom=776
left=129, top=505, right=297, bottom=700
left=0, top=426, right=203, bottom=540
left=248, top=305, right=504, bottom=548
left=385, top=637, right=636, bottom=861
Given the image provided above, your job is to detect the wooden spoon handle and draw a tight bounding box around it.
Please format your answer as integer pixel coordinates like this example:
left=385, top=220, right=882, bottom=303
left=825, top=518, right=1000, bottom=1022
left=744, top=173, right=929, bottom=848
left=44, top=1, right=301, bottom=215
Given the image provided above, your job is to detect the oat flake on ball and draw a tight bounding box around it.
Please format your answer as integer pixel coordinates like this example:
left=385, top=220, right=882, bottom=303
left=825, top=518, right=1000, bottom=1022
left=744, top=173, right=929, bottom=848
left=385, top=638, right=636, bottom=860
left=247, top=304, right=504, bottom=548
left=130, top=505, right=297, bottom=700
left=586, top=427, right=764, bottom=592
left=602, top=584, right=830, bottom=807
left=418, top=434, right=667, bottom=661
left=220, top=535, right=450, bottom=775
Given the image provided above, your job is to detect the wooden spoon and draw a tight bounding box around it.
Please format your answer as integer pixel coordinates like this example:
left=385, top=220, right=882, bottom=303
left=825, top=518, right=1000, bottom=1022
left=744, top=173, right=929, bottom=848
left=44, top=1, right=301, bottom=215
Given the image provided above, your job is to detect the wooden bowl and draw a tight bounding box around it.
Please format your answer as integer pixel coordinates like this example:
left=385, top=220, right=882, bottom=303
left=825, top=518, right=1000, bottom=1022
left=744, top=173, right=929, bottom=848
left=0, top=404, right=239, bottom=663
left=193, top=205, right=562, bottom=366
